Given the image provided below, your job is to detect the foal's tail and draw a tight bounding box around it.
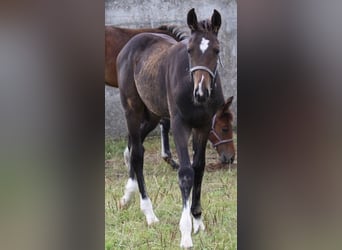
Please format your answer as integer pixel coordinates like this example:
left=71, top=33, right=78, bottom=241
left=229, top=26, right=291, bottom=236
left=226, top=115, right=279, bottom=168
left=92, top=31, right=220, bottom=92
left=157, top=25, right=188, bottom=42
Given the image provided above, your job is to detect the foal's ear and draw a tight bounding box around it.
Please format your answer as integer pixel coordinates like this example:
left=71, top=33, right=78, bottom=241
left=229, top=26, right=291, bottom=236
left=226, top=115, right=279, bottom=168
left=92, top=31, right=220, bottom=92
left=222, top=96, right=233, bottom=114
left=226, top=96, right=234, bottom=106
left=217, top=96, right=234, bottom=117
left=187, top=8, right=198, bottom=32
left=211, top=9, right=221, bottom=34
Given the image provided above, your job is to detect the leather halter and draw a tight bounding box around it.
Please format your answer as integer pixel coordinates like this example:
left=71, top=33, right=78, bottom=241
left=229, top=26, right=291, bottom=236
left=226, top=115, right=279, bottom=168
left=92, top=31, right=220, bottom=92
left=209, top=114, right=234, bottom=148
left=190, top=65, right=217, bottom=81
left=189, top=64, right=218, bottom=86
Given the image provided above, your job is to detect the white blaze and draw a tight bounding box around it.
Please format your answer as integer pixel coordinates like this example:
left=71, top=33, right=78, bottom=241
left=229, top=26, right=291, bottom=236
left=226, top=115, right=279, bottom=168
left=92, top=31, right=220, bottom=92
left=198, top=74, right=204, bottom=96
left=200, top=37, right=210, bottom=53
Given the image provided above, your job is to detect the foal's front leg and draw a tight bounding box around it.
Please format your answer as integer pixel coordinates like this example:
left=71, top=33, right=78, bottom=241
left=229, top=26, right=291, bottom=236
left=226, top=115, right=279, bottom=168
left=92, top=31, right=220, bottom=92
left=171, top=119, right=194, bottom=248
left=191, top=129, right=209, bottom=234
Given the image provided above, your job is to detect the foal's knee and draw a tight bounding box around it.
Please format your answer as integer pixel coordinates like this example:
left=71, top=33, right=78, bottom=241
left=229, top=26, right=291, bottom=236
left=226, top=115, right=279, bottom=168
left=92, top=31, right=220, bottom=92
left=178, top=167, right=194, bottom=200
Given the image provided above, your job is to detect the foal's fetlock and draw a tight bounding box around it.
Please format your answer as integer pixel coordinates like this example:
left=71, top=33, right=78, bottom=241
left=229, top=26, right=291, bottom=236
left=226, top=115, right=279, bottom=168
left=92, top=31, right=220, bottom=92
left=193, top=217, right=205, bottom=234
left=163, top=156, right=179, bottom=170
left=120, top=178, right=138, bottom=208
left=140, top=197, right=159, bottom=225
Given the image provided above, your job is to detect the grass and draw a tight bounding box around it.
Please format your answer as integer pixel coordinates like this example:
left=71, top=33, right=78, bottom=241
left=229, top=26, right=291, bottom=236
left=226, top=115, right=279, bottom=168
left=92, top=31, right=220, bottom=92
left=105, top=135, right=237, bottom=249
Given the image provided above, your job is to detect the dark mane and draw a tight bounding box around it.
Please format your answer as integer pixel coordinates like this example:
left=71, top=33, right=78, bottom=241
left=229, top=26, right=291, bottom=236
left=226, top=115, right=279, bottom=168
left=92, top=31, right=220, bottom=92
left=157, top=25, right=188, bottom=41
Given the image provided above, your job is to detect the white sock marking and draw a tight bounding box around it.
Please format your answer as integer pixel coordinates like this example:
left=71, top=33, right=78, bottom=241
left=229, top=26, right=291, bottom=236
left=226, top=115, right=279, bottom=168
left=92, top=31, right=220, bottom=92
left=193, top=217, right=205, bottom=234
left=123, top=147, right=130, bottom=170
left=179, top=200, right=193, bottom=248
left=200, top=37, right=210, bottom=54
left=120, top=178, right=138, bottom=207
left=140, top=197, right=159, bottom=225
left=160, top=124, right=168, bottom=158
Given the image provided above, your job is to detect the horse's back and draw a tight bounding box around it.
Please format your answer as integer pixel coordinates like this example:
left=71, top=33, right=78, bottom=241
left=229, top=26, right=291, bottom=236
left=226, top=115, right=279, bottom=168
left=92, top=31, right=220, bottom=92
left=118, top=33, right=177, bottom=117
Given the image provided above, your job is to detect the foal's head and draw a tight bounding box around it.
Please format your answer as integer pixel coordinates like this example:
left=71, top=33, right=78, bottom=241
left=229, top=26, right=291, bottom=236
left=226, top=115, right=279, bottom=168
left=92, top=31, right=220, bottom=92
left=187, top=8, right=221, bottom=104
left=209, top=96, right=235, bottom=164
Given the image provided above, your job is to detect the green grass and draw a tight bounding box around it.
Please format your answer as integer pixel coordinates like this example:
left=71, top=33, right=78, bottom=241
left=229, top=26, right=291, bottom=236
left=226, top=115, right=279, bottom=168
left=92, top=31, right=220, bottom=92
left=105, top=136, right=237, bottom=249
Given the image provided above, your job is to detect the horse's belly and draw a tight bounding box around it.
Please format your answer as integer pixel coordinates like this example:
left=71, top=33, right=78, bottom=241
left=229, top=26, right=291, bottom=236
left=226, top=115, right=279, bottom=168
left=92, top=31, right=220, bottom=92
left=134, top=44, right=171, bottom=117
left=135, top=77, right=169, bottom=117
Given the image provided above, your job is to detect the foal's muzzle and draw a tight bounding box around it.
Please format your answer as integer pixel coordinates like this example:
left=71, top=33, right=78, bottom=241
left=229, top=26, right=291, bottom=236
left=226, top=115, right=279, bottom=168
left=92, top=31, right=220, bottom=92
left=190, top=66, right=217, bottom=104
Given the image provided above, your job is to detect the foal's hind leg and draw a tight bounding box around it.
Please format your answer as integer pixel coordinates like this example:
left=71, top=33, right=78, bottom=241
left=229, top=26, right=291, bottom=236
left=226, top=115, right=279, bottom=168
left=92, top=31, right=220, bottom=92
left=121, top=109, right=160, bottom=224
left=160, top=118, right=179, bottom=170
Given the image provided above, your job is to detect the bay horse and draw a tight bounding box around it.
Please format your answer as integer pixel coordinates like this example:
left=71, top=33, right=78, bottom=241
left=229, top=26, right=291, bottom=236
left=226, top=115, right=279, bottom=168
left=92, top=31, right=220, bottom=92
left=117, top=9, right=225, bottom=248
left=105, top=25, right=186, bottom=88
left=105, top=25, right=235, bottom=168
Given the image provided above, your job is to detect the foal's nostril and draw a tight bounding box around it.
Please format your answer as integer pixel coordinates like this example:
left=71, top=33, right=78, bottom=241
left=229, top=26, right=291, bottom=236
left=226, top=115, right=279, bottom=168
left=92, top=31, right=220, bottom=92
left=220, top=153, right=235, bottom=164
left=220, top=154, right=228, bottom=164
left=194, top=88, right=209, bottom=103
left=231, top=154, right=235, bottom=164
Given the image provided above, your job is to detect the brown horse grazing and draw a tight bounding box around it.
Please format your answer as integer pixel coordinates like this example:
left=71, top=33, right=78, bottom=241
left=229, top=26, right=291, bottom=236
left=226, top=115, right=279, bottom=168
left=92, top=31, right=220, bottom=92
left=208, top=95, right=235, bottom=164
left=117, top=9, right=224, bottom=248
left=105, top=25, right=186, bottom=87
left=105, top=25, right=235, bottom=169
left=160, top=96, right=235, bottom=169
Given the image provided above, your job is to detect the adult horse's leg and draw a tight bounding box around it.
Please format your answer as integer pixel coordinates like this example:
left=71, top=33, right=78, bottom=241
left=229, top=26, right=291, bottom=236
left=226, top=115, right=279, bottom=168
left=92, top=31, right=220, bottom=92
left=160, top=118, right=179, bottom=170
left=190, top=128, right=210, bottom=234
left=171, top=119, right=194, bottom=248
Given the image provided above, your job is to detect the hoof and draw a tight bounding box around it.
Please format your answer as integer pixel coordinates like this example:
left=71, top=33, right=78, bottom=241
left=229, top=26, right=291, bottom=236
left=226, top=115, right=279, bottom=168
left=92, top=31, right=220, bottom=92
left=146, top=215, right=159, bottom=225
left=180, top=236, right=193, bottom=249
left=193, top=217, right=205, bottom=234
left=162, top=156, right=179, bottom=170
left=119, top=197, right=129, bottom=209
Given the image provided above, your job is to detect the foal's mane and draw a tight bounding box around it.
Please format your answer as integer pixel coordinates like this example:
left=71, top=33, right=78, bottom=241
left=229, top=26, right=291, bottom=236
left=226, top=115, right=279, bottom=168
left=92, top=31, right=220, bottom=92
left=157, top=25, right=188, bottom=41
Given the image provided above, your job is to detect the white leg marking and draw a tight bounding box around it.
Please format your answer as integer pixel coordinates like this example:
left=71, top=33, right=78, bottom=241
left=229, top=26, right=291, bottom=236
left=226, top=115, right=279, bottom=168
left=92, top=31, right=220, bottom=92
left=179, top=200, right=193, bottom=248
left=123, top=147, right=130, bottom=170
left=160, top=125, right=169, bottom=158
left=193, top=217, right=205, bottom=234
left=200, top=37, right=210, bottom=54
left=120, top=178, right=138, bottom=207
left=140, top=197, right=159, bottom=225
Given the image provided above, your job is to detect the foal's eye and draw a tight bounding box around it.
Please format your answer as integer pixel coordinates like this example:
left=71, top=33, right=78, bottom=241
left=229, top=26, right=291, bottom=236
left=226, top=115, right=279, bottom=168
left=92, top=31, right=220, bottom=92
left=213, top=48, right=220, bottom=54
left=222, top=127, right=229, bottom=133
left=187, top=48, right=192, bottom=54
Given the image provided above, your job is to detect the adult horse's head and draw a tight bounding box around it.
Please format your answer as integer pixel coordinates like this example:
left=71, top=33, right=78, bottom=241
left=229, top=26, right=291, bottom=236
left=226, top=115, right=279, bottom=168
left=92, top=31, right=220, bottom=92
left=187, top=8, right=221, bottom=104
left=209, top=96, right=235, bottom=164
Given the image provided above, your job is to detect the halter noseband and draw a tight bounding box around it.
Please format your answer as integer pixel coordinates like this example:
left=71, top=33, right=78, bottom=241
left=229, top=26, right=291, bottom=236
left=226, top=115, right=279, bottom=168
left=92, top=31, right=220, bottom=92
left=190, top=65, right=217, bottom=80
left=189, top=64, right=218, bottom=86
left=209, top=114, right=234, bottom=148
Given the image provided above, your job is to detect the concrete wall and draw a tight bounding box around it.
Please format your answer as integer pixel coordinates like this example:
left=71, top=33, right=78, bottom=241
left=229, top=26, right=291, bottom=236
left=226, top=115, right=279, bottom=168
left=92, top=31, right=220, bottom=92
left=105, top=0, right=237, bottom=138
